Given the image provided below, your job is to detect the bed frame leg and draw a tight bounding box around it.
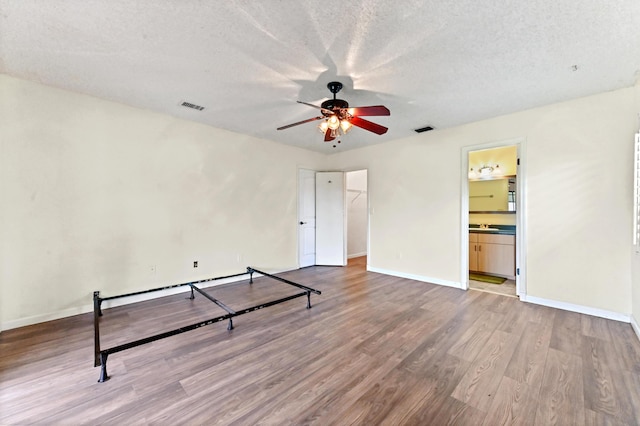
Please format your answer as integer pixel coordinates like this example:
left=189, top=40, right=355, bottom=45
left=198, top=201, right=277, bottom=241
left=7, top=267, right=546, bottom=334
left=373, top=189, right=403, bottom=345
left=306, top=291, right=312, bottom=309
left=94, top=291, right=104, bottom=317
left=188, top=285, right=195, bottom=300
left=227, top=318, right=234, bottom=331
left=98, top=352, right=110, bottom=383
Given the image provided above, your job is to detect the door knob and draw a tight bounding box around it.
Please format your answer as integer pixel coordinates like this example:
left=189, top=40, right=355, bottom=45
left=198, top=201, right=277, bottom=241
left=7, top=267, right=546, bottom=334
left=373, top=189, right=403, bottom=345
left=299, top=221, right=307, bottom=225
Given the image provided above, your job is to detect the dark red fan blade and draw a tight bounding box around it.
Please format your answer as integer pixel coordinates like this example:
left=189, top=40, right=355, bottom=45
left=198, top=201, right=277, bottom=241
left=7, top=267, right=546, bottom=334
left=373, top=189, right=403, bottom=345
left=349, top=116, right=388, bottom=135
left=349, top=105, right=390, bottom=116
left=297, top=101, right=334, bottom=115
left=277, top=116, right=324, bottom=131
left=324, top=128, right=336, bottom=142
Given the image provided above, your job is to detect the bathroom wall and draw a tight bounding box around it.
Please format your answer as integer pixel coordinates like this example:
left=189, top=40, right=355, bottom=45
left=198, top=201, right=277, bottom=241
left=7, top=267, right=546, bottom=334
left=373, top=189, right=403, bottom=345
left=468, top=145, right=518, bottom=226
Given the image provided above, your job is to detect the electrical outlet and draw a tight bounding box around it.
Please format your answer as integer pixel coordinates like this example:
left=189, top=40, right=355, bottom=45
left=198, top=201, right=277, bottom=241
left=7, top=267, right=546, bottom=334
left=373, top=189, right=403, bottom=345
left=193, top=261, right=198, bottom=268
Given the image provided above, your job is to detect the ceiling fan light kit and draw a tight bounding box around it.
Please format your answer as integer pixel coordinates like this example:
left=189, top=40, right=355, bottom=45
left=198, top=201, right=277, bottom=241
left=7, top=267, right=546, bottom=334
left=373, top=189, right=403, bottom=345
left=277, top=81, right=390, bottom=145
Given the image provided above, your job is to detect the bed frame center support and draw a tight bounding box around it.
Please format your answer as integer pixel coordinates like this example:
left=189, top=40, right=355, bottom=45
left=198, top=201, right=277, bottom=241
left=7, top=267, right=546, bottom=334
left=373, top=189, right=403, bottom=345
left=188, top=283, right=236, bottom=330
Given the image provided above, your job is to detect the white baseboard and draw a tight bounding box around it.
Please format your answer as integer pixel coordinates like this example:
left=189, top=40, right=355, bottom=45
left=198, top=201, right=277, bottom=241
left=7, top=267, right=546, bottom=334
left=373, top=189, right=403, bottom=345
left=631, top=315, right=640, bottom=341
left=365, top=268, right=633, bottom=325
left=3, top=305, right=96, bottom=331
left=348, top=252, right=367, bottom=259
left=520, top=294, right=631, bottom=323
left=367, top=266, right=463, bottom=289
left=1, top=269, right=280, bottom=331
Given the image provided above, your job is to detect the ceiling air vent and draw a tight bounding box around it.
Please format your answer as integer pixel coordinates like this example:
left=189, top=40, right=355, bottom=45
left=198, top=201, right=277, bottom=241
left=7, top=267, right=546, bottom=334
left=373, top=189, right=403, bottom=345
left=180, top=101, right=205, bottom=111
left=414, top=126, right=434, bottom=133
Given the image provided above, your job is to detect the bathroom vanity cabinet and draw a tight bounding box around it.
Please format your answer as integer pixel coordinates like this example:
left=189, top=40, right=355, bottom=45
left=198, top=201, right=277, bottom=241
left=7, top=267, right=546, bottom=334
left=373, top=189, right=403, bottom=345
left=469, top=232, right=515, bottom=278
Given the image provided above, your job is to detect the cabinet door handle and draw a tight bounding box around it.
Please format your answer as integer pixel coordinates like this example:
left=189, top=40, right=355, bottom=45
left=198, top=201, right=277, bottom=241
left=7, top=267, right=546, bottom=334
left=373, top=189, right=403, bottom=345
left=478, top=245, right=481, bottom=252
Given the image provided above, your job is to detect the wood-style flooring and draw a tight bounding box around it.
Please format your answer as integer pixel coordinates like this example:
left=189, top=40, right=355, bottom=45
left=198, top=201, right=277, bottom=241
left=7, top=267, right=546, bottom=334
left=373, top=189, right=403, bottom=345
left=2, top=256, right=640, bottom=425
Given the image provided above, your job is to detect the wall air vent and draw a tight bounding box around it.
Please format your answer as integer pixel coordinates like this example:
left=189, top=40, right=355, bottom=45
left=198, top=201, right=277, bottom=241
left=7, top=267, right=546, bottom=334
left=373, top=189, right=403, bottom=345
left=180, top=101, right=205, bottom=111
left=414, top=126, right=434, bottom=133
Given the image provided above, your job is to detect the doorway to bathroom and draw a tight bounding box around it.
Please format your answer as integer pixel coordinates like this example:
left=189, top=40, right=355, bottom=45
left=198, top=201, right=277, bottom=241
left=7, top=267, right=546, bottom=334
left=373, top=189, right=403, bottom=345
left=462, top=140, right=525, bottom=298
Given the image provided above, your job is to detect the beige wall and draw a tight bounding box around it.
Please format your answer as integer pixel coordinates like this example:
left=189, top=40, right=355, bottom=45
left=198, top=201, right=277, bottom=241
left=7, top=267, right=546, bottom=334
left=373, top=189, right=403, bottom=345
left=331, top=87, right=637, bottom=316
left=0, top=75, right=327, bottom=329
left=2, top=73, right=640, bottom=329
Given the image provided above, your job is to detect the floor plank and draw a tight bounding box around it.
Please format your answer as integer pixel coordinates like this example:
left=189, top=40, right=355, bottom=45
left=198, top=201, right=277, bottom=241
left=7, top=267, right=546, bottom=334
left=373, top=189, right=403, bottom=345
left=581, top=335, right=637, bottom=422
left=504, top=320, right=552, bottom=390
left=481, top=376, right=538, bottom=426
left=2, top=257, right=640, bottom=425
left=535, top=348, right=585, bottom=425
left=450, top=329, right=520, bottom=411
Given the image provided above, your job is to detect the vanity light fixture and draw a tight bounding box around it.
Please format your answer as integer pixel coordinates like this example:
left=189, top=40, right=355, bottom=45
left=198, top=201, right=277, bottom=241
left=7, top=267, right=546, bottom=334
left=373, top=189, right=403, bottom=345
left=479, top=164, right=499, bottom=176
left=469, top=164, right=501, bottom=179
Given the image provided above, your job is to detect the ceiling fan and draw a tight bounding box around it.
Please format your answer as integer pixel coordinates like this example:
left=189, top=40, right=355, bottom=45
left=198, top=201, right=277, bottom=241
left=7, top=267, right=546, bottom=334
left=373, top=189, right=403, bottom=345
left=277, top=81, right=390, bottom=142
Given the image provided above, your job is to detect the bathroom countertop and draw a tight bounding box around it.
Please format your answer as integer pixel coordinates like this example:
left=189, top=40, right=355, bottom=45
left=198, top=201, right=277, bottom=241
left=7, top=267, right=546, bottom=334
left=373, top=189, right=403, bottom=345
left=468, top=225, right=516, bottom=235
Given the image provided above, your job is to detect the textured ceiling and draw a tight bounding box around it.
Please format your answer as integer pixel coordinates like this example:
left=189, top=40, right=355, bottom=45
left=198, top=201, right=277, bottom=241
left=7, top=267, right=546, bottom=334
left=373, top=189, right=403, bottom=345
left=2, top=1, right=640, bottom=153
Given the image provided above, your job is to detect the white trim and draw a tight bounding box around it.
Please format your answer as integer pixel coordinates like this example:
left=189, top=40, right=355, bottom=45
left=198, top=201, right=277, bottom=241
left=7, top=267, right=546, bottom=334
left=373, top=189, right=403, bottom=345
left=515, top=141, right=527, bottom=297
left=460, top=147, right=471, bottom=290
left=521, top=294, right=631, bottom=323
left=367, top=266, right=463, bottom=289
left=3, top=305, right=95, bottom=331
left=1, top=270, right=285, bottom=331
left=634, top=133, right=640, bottom=252
left=631, top=315, right=640, bottom=341
left=348, top=252, right=367, bottom=259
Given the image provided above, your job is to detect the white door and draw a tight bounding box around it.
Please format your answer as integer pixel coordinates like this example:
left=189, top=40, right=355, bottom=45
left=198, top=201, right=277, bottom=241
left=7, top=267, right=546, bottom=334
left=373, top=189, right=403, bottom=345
left=298, top=169, right=316, bottom=267
left=316, top=172, right=347, bottom=266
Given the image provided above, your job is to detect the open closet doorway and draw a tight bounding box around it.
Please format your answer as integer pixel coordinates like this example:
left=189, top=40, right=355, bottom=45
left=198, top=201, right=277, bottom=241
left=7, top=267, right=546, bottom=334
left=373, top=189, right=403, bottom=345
left=462, top=141, right=525, bottom=298
left=298, top=169, right=369, bottom=269
left=346, top=170, right=368, bottom=267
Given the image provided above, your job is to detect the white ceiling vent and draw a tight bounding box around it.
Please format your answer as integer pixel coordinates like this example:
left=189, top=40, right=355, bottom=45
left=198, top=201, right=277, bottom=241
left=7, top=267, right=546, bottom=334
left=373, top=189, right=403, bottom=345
left=180, top=101, right=205, bottom=111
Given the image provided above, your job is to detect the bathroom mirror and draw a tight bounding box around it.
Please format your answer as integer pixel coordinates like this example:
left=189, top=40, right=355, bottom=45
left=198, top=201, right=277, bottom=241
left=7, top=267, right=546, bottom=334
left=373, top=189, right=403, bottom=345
left=469, top=176, right=516, bottom=213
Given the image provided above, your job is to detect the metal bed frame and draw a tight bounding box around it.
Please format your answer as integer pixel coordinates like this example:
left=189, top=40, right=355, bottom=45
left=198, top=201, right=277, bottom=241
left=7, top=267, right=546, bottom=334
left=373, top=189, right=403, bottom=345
left=93, top=267, right=321, bottom=382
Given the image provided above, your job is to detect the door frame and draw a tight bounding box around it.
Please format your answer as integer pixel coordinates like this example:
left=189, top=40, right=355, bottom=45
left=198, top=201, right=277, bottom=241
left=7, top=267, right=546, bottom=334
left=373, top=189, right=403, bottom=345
left=460, top=137, right=526, bottom=297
